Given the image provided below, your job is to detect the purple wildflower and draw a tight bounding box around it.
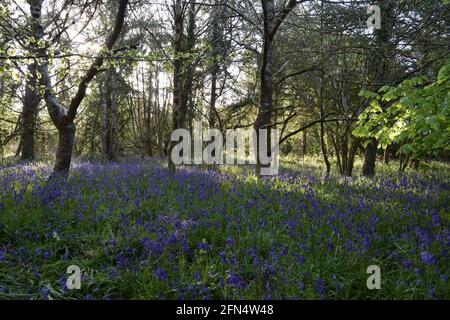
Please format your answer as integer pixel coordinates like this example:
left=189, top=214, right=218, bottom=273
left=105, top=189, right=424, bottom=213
left=420, top=251, right=436, bottom=265
left=155, top=267, right=169, bottom=281
left=38, top=287, right=50, bottom=300
left=316, top=279, right=327, bottom=298
left=0, top=249, right=6, bottom=263
left=227, top=273, right=248, bottom=289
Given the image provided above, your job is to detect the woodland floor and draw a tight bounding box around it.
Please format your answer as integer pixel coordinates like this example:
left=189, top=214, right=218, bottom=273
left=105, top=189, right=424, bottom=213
left=0, top=157, right=449, bottom=299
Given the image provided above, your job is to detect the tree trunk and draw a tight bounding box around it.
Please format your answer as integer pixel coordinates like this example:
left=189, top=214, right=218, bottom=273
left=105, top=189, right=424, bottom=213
left=209, top=60, right=218, bottom=129
left=362, top=0, right=395, bottom=177
left=330, top=132, right=342, bottom=175
left=383, top=146, right=390, bottom=164
left=255, top=1, right=275, bottom=177
left=20, top=62, right=40, bottom=161
left=168, top=0, right=184, bottom=172
left=110, top=83, right=118, bottom=161
left=410, top=159, right=420, bottom=169
left=102, top=70, right=118, bottom=162
left=89, top=110, right=98, bottom=162
left=154, top=64, right=165, bottom=157
left=319, top=0, right=330, bottom=177
left=399, top=152, right=411, bottom=173
left=254, top=0, right=297, bottom=176
left=209, top=0, right=223, bottom=129
left=53, top=124, right=76, bottom=175
left=319, top=80, right=330, bottom=177
left=347, top=138, right=359, bottom=177
left=302, top=130, right=307, bottom=155
left=101, top=78, right=108, bottom=161
left=255, top=38, right=273, bottom=176
left=181, top=2, right=196, bottom=133
left=362, top=140, right=378, bottom=177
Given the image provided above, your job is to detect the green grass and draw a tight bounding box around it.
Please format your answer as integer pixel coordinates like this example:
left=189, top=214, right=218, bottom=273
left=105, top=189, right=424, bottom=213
left=0, top=156, right=449, bottom=300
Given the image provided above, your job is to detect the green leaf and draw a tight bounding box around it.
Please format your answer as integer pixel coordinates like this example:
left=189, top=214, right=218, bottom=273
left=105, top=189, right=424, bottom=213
left=427, top=116, right=441, bottom=131
left=399, top=97, right=414, bottom=107
left=370, top=100, right=382, bottom=112
left=378, top=85, right=391, bottom=93
left=401, top=144, right=415, bottom=154
left=352, top=125, right=370, bottom=137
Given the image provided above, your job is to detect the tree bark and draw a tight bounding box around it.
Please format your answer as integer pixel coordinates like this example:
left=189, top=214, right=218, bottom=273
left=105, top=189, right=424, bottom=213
left=20, top=62, right=40, bottom=161
left=383, top=146, right=390, bottom=164
left=319, top=105, right=331, bottom=177
left=319, top=0, right=330, bottom=177
left=362, top=140, right=378, bottom=177
left=255, top=0, right=298, bottom=176
left=181, top=2, right=196, bottom=133
left=109, top=80, right=118, bottom=161
left=53, top=124, right=76, bottom=175
left=208, top=0, right=225, bottom=129
left=168, top=0, right=184, bottom=172
left=102, top=70, right=118, bottom=162
left=302, top=130, right=307, bottom=155
left=347, top=138, right=359, bottom=177
left=255, top=17, right=274, bottom=176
